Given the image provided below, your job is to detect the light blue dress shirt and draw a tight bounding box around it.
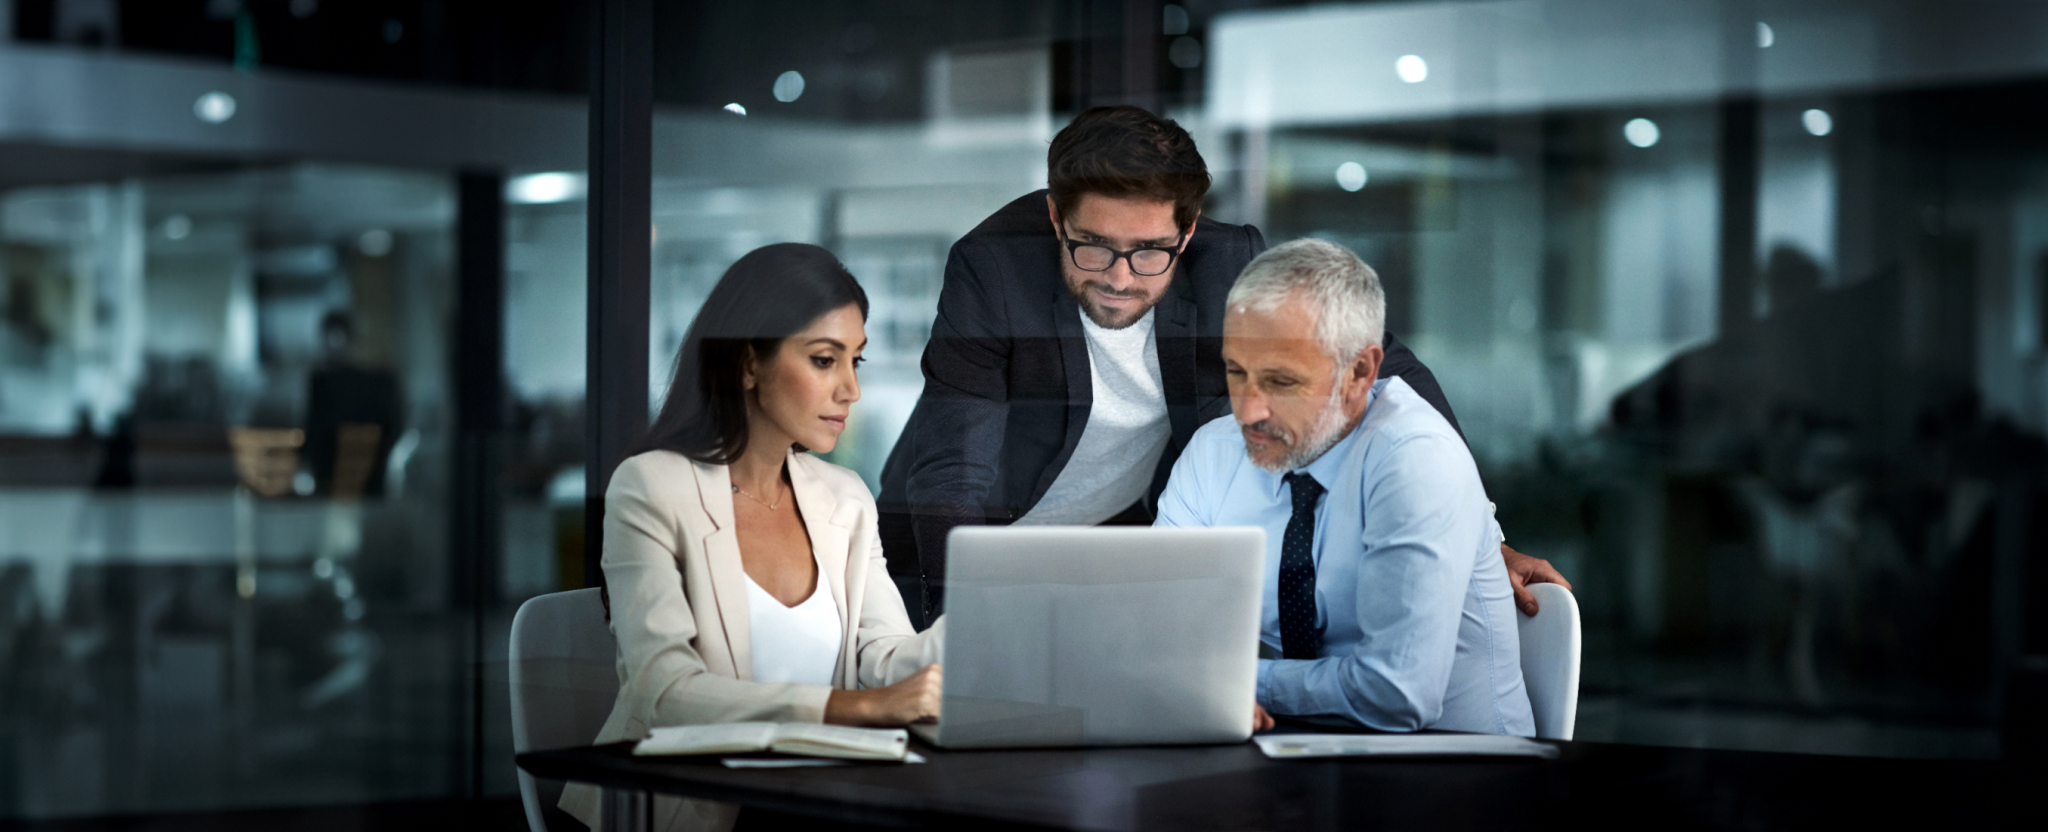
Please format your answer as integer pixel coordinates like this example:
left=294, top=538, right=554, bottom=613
left=1156, top=377, right=1535, bottom=736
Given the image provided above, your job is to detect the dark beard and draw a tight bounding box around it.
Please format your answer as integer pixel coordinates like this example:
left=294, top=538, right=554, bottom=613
left=1066, top=280, right=1158, bottom=330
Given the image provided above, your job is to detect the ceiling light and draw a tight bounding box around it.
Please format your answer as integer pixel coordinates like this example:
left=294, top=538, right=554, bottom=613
left=1801, top=108, right=1833, bottom=136
left=773, top=71, right=806, bottom=103
left=194, top=91, right=237, bottom=124
left=1395, top=55, right=1428, bottom=83
left=506, top=172, right=588, bottom=205
left=1336, top=162, right=1368, bottom=192
left=1624, top=118, right=1661, bottom=148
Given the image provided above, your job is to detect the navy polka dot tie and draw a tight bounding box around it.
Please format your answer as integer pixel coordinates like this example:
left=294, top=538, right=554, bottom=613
left=1279, top=472, right=1325, bottom=660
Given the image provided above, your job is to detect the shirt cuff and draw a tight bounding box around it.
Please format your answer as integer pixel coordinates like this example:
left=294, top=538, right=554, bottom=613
left=1255, top=658, right=1275, bottom=706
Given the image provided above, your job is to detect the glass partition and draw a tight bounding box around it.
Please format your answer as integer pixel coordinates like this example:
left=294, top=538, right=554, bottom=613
left=1203, top=1, right=2048, bottom=757
left=0, top=165, right=470, bottom=815
left=503, top=175, right=590, bottom=602
left=7, top=2, right=2048, bottom=823
left=650, top=0, right=2048, bottom=760
left=648, top=4, right=1072, bottom=489
left=2, top=3, right=588, bottom=819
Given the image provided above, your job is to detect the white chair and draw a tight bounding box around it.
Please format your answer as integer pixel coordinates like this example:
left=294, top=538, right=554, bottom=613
left=510, top=588, right=620, bottom=832
left=1516, top=582, right=1582, bottom=740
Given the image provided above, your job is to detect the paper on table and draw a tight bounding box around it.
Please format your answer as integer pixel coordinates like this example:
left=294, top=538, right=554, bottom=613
left=1255, top=734, right=1560, bottom=760
left=721, top=758, right=847, bottom=769
left=721, top=751, right=926, bottom=769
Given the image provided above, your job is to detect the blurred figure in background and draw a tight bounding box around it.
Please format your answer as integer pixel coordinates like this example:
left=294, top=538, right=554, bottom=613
left=304, top=311, right=403, bottom=499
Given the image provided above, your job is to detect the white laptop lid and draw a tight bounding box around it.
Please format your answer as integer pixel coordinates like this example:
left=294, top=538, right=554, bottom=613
left=926, top=526, right=1265, bottom=748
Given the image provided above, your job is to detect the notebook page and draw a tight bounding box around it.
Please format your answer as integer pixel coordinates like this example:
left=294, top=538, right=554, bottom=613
left=634, top=722, right=780, bottom=756
left=721, top=751, right=927, bottom=768
left=767, top=724, right=909, bottom=760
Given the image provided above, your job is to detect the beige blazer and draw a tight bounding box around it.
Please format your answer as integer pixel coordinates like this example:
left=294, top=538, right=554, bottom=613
left=560, top=449, right=942, bottom=831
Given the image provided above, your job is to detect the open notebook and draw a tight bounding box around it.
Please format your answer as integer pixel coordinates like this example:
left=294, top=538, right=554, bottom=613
left=634, top=722, right=910, bottom=762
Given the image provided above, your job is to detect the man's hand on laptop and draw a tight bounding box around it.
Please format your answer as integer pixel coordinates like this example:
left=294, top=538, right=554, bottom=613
left=1503, top=543, right=1573, bottom=617
left=1253, top=703, right=1274, bottom=732
left=825, top=663, right=944, bottom=727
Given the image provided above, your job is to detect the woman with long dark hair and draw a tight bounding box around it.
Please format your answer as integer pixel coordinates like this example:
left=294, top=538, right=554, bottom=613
left=561, top=244, right=941, bottom=831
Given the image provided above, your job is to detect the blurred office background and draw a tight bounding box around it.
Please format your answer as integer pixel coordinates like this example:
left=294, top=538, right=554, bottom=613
left=1, top=0, right=2045, bottom=824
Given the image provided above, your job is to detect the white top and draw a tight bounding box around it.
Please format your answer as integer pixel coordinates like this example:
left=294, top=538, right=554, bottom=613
left=1015, top=307, right=1171, bottom=526
left=744, top=563, right=843, bottom=686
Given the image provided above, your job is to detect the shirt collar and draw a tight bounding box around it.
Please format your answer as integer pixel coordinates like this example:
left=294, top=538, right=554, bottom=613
left=1267, top=378, right=1390, bottom=498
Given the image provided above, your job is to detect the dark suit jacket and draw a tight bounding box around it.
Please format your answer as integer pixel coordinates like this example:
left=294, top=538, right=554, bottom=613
left=306, top=363, right=403, bottom=497
left=877, top=191, right=1465, bottom=609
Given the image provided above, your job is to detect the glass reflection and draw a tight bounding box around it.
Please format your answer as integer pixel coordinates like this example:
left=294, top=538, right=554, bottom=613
left=5, top=0, right=2048, bottom=823
left=644, top=0, right=2048, bottom=761
left=0, top=166, right=467, bottom=815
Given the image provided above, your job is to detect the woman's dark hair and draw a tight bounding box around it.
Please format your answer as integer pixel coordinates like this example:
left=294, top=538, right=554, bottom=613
left=1047, top=105, right=1211, bottom=233
left=632, top=243, right=868, bottom=465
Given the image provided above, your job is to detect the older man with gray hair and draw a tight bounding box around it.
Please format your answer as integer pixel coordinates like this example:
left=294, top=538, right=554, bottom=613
left=1155, top=238, right=1535, bottom=735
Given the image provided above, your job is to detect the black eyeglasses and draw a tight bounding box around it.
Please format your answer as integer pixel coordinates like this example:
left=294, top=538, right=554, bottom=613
left=1057, top=226, right=1186, bottom=277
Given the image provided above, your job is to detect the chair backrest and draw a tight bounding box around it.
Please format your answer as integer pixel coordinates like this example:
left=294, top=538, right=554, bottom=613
left=509, top=588, right=619, bottom=832
left=1515, top=582, right=1582, bottom=740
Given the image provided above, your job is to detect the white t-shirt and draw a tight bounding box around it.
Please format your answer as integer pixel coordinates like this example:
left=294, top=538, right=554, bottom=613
left=744, top=562, right=842, bottom=686
left=1014, top=307, right=1171, bottom=526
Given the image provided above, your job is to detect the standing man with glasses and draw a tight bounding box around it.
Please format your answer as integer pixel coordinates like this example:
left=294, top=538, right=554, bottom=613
left=877, top=105, right=1569, bottom=619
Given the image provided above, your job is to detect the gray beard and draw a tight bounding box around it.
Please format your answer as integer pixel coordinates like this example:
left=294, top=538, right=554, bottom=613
left=1249, top=380, right=1354, bottom=474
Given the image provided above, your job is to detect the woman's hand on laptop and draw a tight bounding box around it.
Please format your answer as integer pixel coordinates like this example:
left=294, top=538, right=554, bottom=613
left=825, top=663, right=944, bottom=727
left=1253, top=703, right=1275, bottom=732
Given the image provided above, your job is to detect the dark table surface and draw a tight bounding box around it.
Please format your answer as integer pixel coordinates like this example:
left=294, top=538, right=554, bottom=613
left=517, top=726, right=2037, bottom=831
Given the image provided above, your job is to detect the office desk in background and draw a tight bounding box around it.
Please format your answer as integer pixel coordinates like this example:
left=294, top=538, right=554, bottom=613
left=516, top=724, right=2036, bottom=831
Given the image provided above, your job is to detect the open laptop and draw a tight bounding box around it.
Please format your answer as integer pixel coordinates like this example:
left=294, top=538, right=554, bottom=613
left=910, top=526, right=1265, bottom=749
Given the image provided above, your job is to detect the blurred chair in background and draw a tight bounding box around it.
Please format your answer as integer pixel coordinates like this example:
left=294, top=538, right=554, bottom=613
left=226, top=428, right=304, bottom=499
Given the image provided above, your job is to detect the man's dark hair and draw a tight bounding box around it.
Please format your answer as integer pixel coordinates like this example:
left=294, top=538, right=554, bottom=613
left=1047, top=105, right=1210, bottom=233
left=632, top=243, right=869, bottom=466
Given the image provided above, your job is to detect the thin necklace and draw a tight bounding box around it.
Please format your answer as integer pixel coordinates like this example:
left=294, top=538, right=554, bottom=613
left=732, top=482, right=781, bottom=511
